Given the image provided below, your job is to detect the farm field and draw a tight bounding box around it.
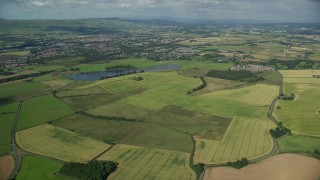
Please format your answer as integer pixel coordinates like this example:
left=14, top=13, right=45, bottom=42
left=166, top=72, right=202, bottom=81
left=53, top=114, right=195, bottom=153
left=16, top=156, right=65, bottom=180
left=97, top=144, right=196, bottom=180
left=17, top=95, right=75, bottom=131
left=194, top=118, right=274, bottom=164
left=280, top=70, right=320, bottom=84
left=204, top=154, right=320, bottom=180
left=0, top=155, right=14, bottom=180
left=16, top=124, right=111, bottom=162
left=275, top=83, right=320, bottom=136
left=278, top=135, right=320, bottom=154
left=0, top=113, right=15, bottom=155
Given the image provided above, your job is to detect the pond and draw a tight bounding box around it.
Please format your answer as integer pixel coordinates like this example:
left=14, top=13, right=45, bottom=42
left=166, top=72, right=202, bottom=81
left=67, top=64, right=181, bottom=81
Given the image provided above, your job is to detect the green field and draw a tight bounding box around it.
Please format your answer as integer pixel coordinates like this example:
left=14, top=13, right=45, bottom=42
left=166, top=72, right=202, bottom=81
left=17, top=95, right=75, bottom=131
left=0, top=51, right=30, bottom=56
left=0, top=102, right=18, bottom=154
left=97, top=144, right=196, bottom=180
left=16, top=124, right=111, bottom=162
left=275, top=83, right=320, bottom=136
left=278, top=135, right=320, bottom=154
left=17, top=156, right=65, bottom=180
left=194, top=118, right=274, bottom=164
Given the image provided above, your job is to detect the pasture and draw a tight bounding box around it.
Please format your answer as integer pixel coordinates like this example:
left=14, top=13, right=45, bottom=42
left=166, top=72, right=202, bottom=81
left=16, top=124, right=111, bottom=162
left=17, top=156, right=64, bottom=180
left=97, top=144, right=196, bottom=180
left=0, top=113, right=15, bottom=155
left=17, top=95, right=74, bottom=131
left=194, top=118, right=274, bottom=164
left=278, top=135, right=320, bottom=154
left=275, top=83, right=320, bottom=136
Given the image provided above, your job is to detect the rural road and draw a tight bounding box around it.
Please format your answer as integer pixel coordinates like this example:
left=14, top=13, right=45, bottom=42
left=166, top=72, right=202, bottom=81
left=10, top=100, right=22, bottom=179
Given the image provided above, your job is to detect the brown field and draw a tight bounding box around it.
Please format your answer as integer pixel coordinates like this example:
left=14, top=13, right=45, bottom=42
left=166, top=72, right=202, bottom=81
left=0, top=155, right=14, bottom=180
left=204, top=153, right=320, bottom=180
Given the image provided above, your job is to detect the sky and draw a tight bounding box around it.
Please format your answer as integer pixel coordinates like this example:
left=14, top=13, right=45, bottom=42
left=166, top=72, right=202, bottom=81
left=0, top=0, right=319, bottom=22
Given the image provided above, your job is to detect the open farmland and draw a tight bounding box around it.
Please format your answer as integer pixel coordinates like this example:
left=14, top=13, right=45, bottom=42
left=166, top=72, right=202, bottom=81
left=0, top=102, right=18, bottom=154
left=97, top=144, right=196, bottom=180
left=281, top=70, right=320, bottom=84
left=16, top=124, right=111, bottom=162
left=278, top=135, right=320, bottom=154
left=17, top=95, right=74, bottom=131
left=194, top=118, right=274, bottom=164
left=0, top=155, right=14, bottom=180
left=204, top=154, right=320, bottom=180
left=16, top=156, right=64, bottom=180
left=275, top=83, right=320, bottom=136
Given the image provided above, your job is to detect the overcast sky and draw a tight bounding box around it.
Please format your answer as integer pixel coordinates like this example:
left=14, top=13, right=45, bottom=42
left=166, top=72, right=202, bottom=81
left=0, top=0, right=319, bottom=22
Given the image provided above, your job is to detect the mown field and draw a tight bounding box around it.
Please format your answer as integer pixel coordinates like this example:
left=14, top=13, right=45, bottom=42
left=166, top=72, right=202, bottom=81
left=16, top=156, right=65, bottom=180
left=275, top=83, right=320, bottom=136
left=194, top=118, right=274, bottom=164
left=97, top=144, right=196, bottom=180
left=16, top=124, right=111, bottom=162
left=17, top=95, right=75, bottom=131
left=281, top=70, right=320, bottom=85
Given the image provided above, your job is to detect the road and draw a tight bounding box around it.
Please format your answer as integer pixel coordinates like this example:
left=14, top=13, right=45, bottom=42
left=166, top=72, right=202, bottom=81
left=10, top=100, right=22, bottom=179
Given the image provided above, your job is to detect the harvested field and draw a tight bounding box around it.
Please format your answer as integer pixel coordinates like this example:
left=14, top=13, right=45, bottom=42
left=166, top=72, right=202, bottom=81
left=194, top=118, right=274, bottom=164
left=16, top=124, right=111, bottom=162
left=204, top=154, right=320, bottom=180
left=0, top=155, right=14, bottom=180
left=98, top=144, right=196, bottom=180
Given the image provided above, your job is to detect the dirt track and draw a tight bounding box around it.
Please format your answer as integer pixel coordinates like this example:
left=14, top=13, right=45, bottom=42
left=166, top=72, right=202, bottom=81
left=204, top=153, right=320, bottom=180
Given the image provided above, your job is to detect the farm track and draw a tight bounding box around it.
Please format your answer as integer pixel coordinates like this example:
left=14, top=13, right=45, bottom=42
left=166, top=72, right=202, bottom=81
left=200, top=75, right=284, bottom=180
left=10, top=100, right=22, bottom=179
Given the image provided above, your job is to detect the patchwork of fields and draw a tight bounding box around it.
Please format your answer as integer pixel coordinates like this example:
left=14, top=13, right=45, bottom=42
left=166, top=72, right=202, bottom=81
left=16, top=124, right=111, bottom=162
left=98, top=144, right=196, bottom=180
left=194, top=118, right=274, bottom=164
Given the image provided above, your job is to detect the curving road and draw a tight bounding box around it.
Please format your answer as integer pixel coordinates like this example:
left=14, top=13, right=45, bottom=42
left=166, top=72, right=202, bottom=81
left=10, top=100, right=22, bottom=179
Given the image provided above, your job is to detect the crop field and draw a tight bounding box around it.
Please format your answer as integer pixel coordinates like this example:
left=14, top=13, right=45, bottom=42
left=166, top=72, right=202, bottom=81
left=0, top=155, right=14, bottom=180
left=57, top=86, right=107, bottom=97
left=198, top=84, right=279, bottom=106
left=280, top=70, right=320, bottom=78
left=194, top=118, right=274, bottom=164
left=278, top=135, right=320, bottom=153
left=16, top=124, right=111, bottom=162
left=275, top=83, right=320, bottom=136
left=17, top=95, right=74, bottom=131
left=40, top=78, right=73, bottom=90
left=53, top=114, right=195, bottom=152
left=17, top=156, right=64, bottom=180
left=97, top=144, right=196, bottom=180
left=283, top=78, right=320, bottom=84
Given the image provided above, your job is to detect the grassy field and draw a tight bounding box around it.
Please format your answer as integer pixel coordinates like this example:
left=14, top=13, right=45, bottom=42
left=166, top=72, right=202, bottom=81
left=0, top=81, right=48, bottom=103
left=0, top=113, right=15, bottom=155
left=40, top=78, right=73, bottom=90
left=194, top=118, right=274, bottom=164
left=17, top=95, right=74, bottom=131
left=53, top=114, right=195, bottom=153
left=280, top=70, right=320, bottom=84
left=278, top=135, right=320, bottom=154
left=275, top=83, right=320, bottom=136
left=17, top=156, right=65, bottom=180
left=97, top=144, right=196, bottom=180
left=16, top=124, right=111, bottom=162
left=0, top=51, right=30, bottom=56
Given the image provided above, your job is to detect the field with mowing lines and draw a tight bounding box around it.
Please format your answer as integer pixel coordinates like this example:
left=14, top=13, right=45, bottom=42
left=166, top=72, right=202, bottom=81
left=194, top=118, right=274, bottom=164
left=16, top=124, right=111, bottom=162
left=283, top=78, right=320, bottom=84
left=198, top=84, right=279, bottom=106
left=17, top=156, right=64, bottom=180
left=17, top=95, right=74, bottom=131
left=275, top=83, right=320, bottom=136
left=280, top=70, right=320, bottom=78
left=98, top=144, right=196, bottom=180
left=278, top=135, right=320, bottom=154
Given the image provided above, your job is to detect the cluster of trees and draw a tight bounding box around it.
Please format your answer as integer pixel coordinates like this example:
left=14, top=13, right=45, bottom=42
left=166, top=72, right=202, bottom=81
left=100, top=70, right=145, bottom=80
left=0, top=71, right=51, bottom=84
left=105, top=65, right=137, bottom=71
left=279, top=93, right=295, bottom=100
left=59, top=160, right=118, bottom=180
left=81, top=112, right=142, bottom=122
left=227, top=158, right=249, bottom=169
left=131, top=76, right=143, bottom=81
left=69, top=67, right=80, bottom=71
left=269, top=122, right=291, bottom=139
left=187, top=76, right=207, bottom=94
